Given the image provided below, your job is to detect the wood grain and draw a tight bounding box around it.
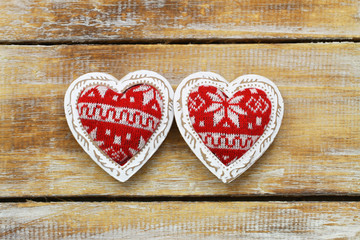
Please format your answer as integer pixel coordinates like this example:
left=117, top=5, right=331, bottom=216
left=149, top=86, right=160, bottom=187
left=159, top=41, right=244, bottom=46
left=0, top=0, right=359, bottom=42
left=0, top=201, right=359, bottom=239
left=1, top=43, right=359, bottom=197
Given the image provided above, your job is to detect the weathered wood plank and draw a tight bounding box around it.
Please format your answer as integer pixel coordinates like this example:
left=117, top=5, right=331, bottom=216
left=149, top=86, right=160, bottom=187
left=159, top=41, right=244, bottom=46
left=0, top=201, right=359, bottom=239
left=0, top=0, right=359, bottom=42
left=0, top=43, right=359, bottom=196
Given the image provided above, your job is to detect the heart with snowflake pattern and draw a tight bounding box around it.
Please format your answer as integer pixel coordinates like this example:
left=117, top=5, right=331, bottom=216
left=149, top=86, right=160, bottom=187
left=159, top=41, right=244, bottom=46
left=174, top=72, right=284, bottom=183
left=64, top=71, right=174, bottom=182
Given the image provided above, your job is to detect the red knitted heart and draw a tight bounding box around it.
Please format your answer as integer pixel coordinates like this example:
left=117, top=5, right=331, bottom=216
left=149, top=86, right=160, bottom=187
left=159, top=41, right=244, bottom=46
left=77, top=84, right=163, bottom=166
left=188, top=85, right=271, bottom=166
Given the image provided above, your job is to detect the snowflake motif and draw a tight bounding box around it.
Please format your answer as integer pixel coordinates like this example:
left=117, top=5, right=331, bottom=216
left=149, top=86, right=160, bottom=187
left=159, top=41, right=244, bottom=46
left=189, top=94, right=206, bottom=111
left=246, top=96, right=269, bottom=113
left=205, top=89, right=247, bottom=127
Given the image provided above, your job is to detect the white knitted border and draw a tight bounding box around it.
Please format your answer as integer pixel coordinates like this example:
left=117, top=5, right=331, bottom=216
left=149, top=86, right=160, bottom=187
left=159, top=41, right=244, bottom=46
left=174, top=72, right=284, bottom=183
left=64, top=71, right=174, bottom=182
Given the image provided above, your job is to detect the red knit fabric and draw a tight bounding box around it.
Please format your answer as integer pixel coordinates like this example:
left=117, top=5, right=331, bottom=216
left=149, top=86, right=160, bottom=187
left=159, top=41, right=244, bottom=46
left=188, top=86, right=271, bottom=166
left=77, top=85, right=163, bottom=166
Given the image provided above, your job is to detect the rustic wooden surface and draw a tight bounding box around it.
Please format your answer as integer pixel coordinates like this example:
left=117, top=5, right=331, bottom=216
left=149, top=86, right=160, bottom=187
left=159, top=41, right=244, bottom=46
left=0, top=0, right=359, bottom=42
left=1, top=201, right=360, bottom=239
left=0, top=0, right=359, bottom=238
left=1, top=44, right=359, bottom=197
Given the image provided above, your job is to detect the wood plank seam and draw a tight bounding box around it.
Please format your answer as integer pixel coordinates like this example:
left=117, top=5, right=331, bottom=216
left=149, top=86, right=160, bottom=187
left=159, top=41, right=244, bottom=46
left=0, top=38, right=359, bottom=45
left=1, top=195, right=360, bottom=203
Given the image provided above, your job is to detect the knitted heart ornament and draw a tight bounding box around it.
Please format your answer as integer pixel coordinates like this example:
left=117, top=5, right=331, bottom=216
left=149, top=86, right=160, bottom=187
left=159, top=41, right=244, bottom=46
left=65, top=71, right=174, bottom=182
left=174, top=72, right=284, bottom=183
left=188, top=86, right=272, bottom=166
left=77, top=84, right=163, bottom=166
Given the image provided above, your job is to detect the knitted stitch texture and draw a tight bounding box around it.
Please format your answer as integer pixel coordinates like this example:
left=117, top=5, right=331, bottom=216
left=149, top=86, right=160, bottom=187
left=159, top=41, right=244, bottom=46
left=188, top=85, right=271, bottom=166
left=77, top=84, right=163, bottom=166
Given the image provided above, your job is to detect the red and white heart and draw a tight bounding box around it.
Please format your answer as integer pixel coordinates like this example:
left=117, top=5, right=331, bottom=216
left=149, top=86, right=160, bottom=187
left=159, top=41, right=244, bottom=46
left=174, top=72, right=284, bottom=183
left=65, top=71, right=174, bottom=182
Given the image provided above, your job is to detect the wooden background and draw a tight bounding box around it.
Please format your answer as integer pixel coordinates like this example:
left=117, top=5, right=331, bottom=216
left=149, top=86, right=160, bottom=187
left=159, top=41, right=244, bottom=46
left=0, top=0, right=359, bottom=239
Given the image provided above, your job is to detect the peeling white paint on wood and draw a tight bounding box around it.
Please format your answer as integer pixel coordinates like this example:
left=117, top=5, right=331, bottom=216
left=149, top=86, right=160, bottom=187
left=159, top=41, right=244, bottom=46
left=0, top=0, right=359, bottom=238
left=0, top=202, right=359, bottom=239
left=0, top=1, right=359, bottom=41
